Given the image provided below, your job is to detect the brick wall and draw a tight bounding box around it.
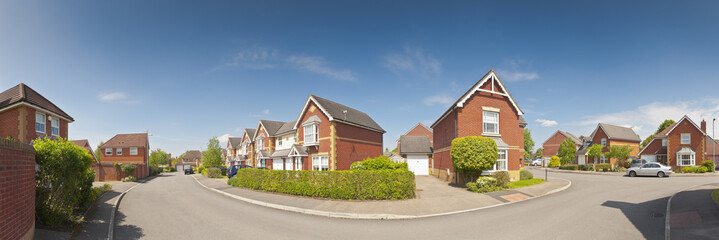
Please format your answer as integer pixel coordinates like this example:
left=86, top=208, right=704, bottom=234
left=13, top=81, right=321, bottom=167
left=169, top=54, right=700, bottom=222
left=667, top=120, right=705, bottom=168
left=334, top=122, right=383, bottom=170
left=0, top=138, right=36, bottom=240
left=297, top=101, right=333, bottom=170
left=542, top=131, right=567, bottom=158
left=100, top=147, right=148, bottom=179
left=91, top=162, right=148, bottom=181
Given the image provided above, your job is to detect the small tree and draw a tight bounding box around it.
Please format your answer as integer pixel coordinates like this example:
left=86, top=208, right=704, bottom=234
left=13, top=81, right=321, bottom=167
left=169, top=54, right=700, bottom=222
left=640, top=134, right=654, bottom=149
left=524, top=129, right=535, bottom=160
left=94, top=141, right=104, bottom=163
left=587, top=144, right=604, bottom=163
left=149, top=148, right=170, bottom=166
left=607, top=145, right=632, bottom=167
left=533, top=148, right=543, bottom=159
left=451, top=136, right=498, bottom=184
left=557, top=138, right=576, bottom=166
left=202, top=137, right=223, bottom=167
left=549, top=156, right=560, bottom=167
left=655, top=119, right=676, bottom=135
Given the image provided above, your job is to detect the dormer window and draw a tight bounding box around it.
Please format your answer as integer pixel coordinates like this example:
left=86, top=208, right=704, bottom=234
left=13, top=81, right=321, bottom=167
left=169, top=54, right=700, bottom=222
left=304, top=124, right=319, bottom=145
left=482, top=111, right=499, bottom=134
left=35, top=112, right=46, bottom=133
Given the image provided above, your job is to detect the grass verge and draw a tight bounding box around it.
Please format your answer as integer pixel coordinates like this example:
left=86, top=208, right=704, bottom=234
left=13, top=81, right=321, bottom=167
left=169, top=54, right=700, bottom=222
left=712, top=189, right=719, bottom=205
left=507, top=178, right=546, bottom=189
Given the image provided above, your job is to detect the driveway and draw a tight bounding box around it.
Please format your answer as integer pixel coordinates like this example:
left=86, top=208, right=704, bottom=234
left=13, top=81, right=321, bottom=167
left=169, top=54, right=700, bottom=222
left=111, top=169, right=719, bottom=239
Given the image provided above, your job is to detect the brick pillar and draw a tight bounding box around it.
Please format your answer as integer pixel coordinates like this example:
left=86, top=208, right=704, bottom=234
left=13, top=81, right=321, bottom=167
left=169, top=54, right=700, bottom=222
left=0, top=138, right=36, bottom=240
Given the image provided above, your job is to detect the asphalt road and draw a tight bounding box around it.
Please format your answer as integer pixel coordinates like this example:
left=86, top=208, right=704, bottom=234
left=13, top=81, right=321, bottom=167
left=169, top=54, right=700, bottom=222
left=114, top=168, right=719, bottom=240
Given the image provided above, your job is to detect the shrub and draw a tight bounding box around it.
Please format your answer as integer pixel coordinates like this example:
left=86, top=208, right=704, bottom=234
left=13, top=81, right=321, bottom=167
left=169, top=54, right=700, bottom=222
left=682, top=166, right=698, bottom=173
left=475, top=176, right=498, bottom=188
left=520, top=170, right=533, bottom=180
left=466, top=182, right=479, bottom=192
left=206, top=167, right=222, bottom=178
left=34, top=138, right=94, bottom=226
left=229, top=169, right=415, bottom=200
left=350, top=156, right=408, bottom=170
left=450, top=136, right=498, bottom=183
left=701, top=160, right=715, bottom=172
left=197, top=165, right=206, bottom=174
left=615, top=167, right=627, bottom=173
left=121, top=164, right=137, bottom=176
left=594, top=164, right=611, bottom=172
left=466, top=177, right=504, bottom=193
left=149, top=166, right=160, bottom=176
left=122, top=176, right=136, bottom=182
left=559, top=165, right=579, bottom=170
left=580, top=164, right=594, bottom=171
left=697, top=166, right=708, bottom=173
left=549, top=156, right=560, bottom=167
left=492, top=171, right=510, bottom=187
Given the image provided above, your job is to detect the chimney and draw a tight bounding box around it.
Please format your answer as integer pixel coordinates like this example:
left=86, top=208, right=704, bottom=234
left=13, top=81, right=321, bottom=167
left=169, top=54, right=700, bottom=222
left=701, top=119, right=707, bottom=133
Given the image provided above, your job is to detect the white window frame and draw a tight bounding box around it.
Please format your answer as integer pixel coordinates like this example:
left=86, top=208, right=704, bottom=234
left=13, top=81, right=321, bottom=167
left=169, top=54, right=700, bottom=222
left=600, top=154, right=608, bottom=164
left=681, top=133, right=691, bottom=144
left=49, top=117, right=59, bottom=136
left=295, top=157, right=302, bottom=170
left=482, top=111, right=499, bottom=135
left=257, top=137, right=264, bottom=150
left=312, top=156, right=328, bottom=171
left=677, top=153, right=695, bottom=166
left=662, top=139, right=667, bottom=147
left=130, top=147, right=138, bottom=155
left=105, top=148, right=113, bottom=156
left=278, top=137, right=283, bottom=147
left=304, top=124, right=319, bottom=145
left=116, top=148, right=122, bottom=155
left=492, top=149, right=508, bottom=171
left=601, top=138, right=607, bottom=147
left=35, top=112, right=46, bottom=133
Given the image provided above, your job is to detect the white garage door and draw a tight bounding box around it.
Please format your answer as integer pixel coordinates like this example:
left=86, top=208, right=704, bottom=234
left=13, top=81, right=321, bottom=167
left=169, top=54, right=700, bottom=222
left=407, top=155, right=429, bottom=175
left=272, top=159, right=284, bottom=170
left=642, top=155, right=656, bottom=162
left=577, top=155, right=586, bottom=165
left=177, top=165, right=186, bottom=171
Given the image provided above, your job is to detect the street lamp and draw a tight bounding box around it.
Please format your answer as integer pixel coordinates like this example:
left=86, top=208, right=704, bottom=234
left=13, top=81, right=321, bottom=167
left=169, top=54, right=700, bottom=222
left=713, top=118, right=716, bottom=170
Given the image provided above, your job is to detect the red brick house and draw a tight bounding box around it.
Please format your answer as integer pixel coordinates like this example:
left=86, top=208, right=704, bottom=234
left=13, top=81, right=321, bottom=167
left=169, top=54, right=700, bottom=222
left=176, top=150, right=201, bottom=172
left=224, top=137, right=243, bottom=166
left=396, top=123, right=434, bottom=175
left=581, top=123, right=641, bottom=165
left=253, top=120, right=286, bottom=169
left=97, top=133, right=150, bottom=180
left=0, top=83, right=73, bottom=144
left=239, top=128, right=256, bottom=166
left=431, top=70, right=527, bottom=182
left=292, top=95, right=385, bottom=171
left=396, top=122, right=433, bottom=153
left=541, top=130, right=582, bottom=163
left=638, top=116, right=711, bottom=170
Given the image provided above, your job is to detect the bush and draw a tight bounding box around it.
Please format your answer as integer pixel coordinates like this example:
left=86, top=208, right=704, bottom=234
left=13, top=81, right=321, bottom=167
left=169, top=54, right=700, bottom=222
left=615, top=167, right=627, bottom=173
left=549, top=156, right=560, bottom=167
left=34, top=138, right=94, bottom=226
left=228, top=169, right=415, bottom=200
left=492, top=171, right=510, bottom=187
left=697, top=166, right=708, bottom=173
left=559, top=165, right=579, bottom=170
left=466, top=176, right=504, bottom=193
left=594, top=164, right=611, bottom=172
left=122, top=176, right=136, bottom=182
left=197, top=166, right=206, bottom=174
left=350, top=156, right=408, bottom=170
left=120, top=164, right=137, bottom=176
left=580, top=164, right=594, bottom=171
left=206, top=167, right=222, bottom=178
left=682, top=166, right=698, bottom=173
left=149, top=166, right=160, bottom=176
left=701, top=160, right=715, bottom=172
left=450, top=136, right=498, bottom=183
left=520, top=170, right=533, bottom=180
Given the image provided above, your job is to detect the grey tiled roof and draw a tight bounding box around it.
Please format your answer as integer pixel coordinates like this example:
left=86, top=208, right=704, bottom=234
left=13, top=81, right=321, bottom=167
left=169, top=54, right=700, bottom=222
left=289, top=144, right=309, bottom=156
left=399, top=135, right=432, bottom=154
left=519, top=116, right=527, bottom=127
left=259, top=120, right=286, bottom=137
left=0, top=83, right=74, bottom=121
left=183, top=150, right=202, bottom=161
left=274, top=120, right=297, bottom=136
left=258, top=150, right=270, bottom=158
left=270, top=149, right=291, bottom=158
left=310, top=95, right=385, bottom=133
left=597, top=123, right=641, bottom=142
left=245, top=129, right=257, bottom=140
left=558, top=131, right=583, bottom=146
left=228, top=137, right=242, bottom=148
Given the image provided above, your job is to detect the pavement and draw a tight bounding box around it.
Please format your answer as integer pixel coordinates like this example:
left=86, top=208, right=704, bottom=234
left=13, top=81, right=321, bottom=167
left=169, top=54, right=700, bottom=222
left=669, top=183, right=719, bottom=240
left=194, top=173, right=571, bottom=218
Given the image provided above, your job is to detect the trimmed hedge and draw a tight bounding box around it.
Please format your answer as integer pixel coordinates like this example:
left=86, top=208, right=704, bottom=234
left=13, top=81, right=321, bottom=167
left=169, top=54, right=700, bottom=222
left=228, top=168, right=415, bottom=200
left=594, top=164, right=611, bottom=172
left=559, top=165, right=579, bottom=170
left=580, top=164, right=594, bottom=171
left=701, top=160, right=715, bottom=172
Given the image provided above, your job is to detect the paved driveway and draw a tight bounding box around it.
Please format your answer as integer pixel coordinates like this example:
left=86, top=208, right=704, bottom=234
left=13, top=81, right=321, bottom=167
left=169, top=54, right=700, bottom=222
left=113, top=169, right=719, bottom=239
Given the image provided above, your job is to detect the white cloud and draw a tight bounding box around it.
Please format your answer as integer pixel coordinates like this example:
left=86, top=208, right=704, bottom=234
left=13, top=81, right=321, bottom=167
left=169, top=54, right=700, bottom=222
left=250, top=108, right=271, bottom=118
left=215, top=47, right=279, bottom=70
left=497, top=59, right=539, bottom=82
left=423, top=94, right=453, bottom=106
left=98, top=92, right=127, bottom=101
left=218, top=134, right=231, bottom=144
left=578, top=98, right=719, bottom=138
left=383, top=47, right=442, bottom=78
left=262, top=109, right=270, bottom=115
left=536, top=119, right=559, bottom=127
left=287, top=55, right=357, bottom=82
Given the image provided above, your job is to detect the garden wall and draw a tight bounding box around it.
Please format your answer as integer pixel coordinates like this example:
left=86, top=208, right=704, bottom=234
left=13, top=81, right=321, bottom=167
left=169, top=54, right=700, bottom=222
left=0, top=138, right=35, bottom=240
left=91, top=162, right=148, bottom=181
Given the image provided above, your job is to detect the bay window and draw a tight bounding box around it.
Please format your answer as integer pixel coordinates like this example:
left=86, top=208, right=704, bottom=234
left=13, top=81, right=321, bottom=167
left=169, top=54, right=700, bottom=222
left=678, top=153, right=695, bottom=166
left=483, top=111, right=499, bottom=134
left=492, top=150, right=507, bottom=171
left=35, top=112, right=46, bottom=133
left=600, top=154, right=607, bottom=164
left=312, top=156, right=328, bottom=171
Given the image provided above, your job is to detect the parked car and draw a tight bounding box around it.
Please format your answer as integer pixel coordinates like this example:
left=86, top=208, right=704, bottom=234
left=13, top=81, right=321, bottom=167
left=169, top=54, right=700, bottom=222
left=626, top=163, right=672, bottom=177
left=184, top=167, right=194, bottom=175
left=630, top=159, right=648, bottom=168
left=227, top=164, right=253, bottom=178
left=531, top=159, right=542, bottom=166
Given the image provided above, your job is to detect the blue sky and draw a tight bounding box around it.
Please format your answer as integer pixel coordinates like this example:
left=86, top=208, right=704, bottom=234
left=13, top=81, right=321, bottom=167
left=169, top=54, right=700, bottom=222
left=1, top=1, right=718, bottom=156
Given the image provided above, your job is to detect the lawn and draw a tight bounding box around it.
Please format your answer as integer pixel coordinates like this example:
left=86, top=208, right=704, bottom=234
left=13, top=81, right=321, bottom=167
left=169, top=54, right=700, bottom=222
left=507, top=178, right=546, bottom=189
left=712, top=189, right=719, bottom=205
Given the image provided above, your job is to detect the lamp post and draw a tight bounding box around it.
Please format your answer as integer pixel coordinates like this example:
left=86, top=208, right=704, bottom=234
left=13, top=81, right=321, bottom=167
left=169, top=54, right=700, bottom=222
left=713, top=118, right=716, bottom=170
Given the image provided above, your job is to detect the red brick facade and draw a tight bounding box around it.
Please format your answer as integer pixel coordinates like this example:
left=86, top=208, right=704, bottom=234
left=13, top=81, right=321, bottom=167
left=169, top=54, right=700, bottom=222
left=542, top=131, right=570, bottom=158
left=666, top=118, right=705, bottom=169
left=432, top=71, right=525, bottom=183
left=587, top=126, right=640, bottom=165
left=0, top=106, right=69, bottom=144
left=0, top=139, right=36, bottom=240
left=397, top=123, right=433, bottom=154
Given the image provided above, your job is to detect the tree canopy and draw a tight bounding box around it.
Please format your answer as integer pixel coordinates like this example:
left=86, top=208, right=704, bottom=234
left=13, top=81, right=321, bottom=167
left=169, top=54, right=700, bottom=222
left=524, top=129, right=534, bottom=160
left=201, top=137, right=223, bottom=167
left=557, top=138, right=576, bottom=166
left=655, top=119, right=676, bottom=135
left=149, top=148, right=170, bottom=166
left=587, top=144, right=604, bottom=160
left=640, top=134, right=655, bottom=149
left=451, top=136, right=498, bottom=183
left=94, top=141, right=104, bottom=163
left=533, top=148, right=543, bottom=159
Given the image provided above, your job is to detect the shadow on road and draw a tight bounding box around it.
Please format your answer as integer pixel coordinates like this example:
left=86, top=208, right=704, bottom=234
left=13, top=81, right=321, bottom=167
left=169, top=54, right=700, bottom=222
left=602, top=197, right=669, bottom=240
left=113, top=209, right=144, bottom=240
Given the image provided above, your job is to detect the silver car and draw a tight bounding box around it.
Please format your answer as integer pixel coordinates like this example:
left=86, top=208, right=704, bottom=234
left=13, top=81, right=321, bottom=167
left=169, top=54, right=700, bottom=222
left=626, top=162, right=673, bottom=177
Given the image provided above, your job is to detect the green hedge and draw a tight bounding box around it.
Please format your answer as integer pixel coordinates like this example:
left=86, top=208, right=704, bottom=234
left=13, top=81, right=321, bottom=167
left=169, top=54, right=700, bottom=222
left=519, top=170, right=533, bottom=180
left=559, top=165, right=579, bottom=170
left=594, top=164, right=611, bottom=172
left=228, top=168, right=415, bottom=200
left=701, top=160, right=715, bottom=172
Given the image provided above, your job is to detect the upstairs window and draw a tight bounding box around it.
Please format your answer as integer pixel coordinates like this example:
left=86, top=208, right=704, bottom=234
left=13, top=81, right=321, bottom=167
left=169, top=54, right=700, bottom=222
left=278, top=137, right=283, bottom=147
left=600, top=154, right=608, bottom=164
left=130, top=147, right=138, bottom=155
left=681, top=133, right=691, bottom=144
left=601, top=138, right=607, bottom=147
left=116, top=148, right=122, bottom=155
left=304, top=124, right=319, bottom=144
left=257, top=137, right=264, bottom=150
left=105, top=148, right=113, bottom=156
left=50, top=117, right=59, bottom=136
left=35, top=112, right=46, bottom=133
left=483, top=111, right=499, bottom=134
left=662, top=139, right=667, bottom=147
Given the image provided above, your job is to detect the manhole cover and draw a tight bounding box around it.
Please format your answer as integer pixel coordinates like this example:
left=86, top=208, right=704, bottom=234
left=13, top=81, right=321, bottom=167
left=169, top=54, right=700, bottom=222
left=651, top=212, right=665, bottom=218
